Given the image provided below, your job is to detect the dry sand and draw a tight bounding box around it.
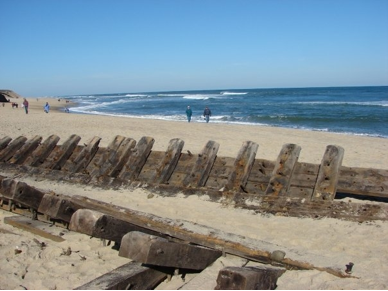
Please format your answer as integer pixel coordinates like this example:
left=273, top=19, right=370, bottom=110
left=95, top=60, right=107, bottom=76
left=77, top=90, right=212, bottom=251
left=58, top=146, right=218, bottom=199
left=0, top=97, right=387, bottom=289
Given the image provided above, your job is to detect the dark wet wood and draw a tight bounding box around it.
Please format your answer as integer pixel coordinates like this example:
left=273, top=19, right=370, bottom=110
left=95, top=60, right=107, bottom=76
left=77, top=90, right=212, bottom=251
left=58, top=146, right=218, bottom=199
left=225, top=141, right=258, bottom=192
left=9, top=135, right=43, bottom=165
left=312, top=145, right=344, bottom=201
left=74, top=262, right=166, bottom=290
left=265, top=144, right=301, bottom=197
left=0, top=136, right=27, bottom=162
left=182, top=140, right=220, bottom=187
left=119, top=231, right=222, bottom=270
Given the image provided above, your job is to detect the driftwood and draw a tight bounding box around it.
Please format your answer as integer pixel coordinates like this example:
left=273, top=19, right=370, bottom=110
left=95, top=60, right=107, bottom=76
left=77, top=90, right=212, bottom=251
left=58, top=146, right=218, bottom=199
left=0, top=177, right=356, bottom=278
left=118, top=231, right=222, bottom=270
left=215, top=266, right=286, bottom=290
left=74, top=262, right=167, bottom=290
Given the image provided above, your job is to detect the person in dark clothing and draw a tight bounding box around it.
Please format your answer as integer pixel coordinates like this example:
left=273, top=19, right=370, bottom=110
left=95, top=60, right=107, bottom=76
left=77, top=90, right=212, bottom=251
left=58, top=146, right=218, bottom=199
left=186, top=106, right=192, bottom=122
left=203, top=107, right=211, bottom=123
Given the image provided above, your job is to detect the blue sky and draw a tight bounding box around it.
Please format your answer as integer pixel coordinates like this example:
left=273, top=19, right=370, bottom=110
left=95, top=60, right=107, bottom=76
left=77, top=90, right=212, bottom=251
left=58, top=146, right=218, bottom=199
left=1, top=0, right=387, bottom=97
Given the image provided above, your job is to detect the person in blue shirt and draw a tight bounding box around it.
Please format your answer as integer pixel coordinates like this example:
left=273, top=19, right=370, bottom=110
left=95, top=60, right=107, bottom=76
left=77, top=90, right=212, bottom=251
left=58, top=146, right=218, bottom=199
left=44, top=102, right=50, bottom=113
left=186, top=105, right=192, bottom=122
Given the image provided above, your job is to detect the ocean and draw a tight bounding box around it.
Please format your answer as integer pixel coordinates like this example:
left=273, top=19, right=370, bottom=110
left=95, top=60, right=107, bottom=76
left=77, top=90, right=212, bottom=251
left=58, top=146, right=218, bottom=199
left=60, top=86, right=388, bottom=139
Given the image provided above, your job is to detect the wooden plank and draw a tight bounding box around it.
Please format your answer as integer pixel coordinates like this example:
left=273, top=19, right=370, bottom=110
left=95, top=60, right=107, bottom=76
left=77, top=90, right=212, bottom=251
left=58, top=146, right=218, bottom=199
left=74, top=262, right=166, bottom=290
left=215, top=266, right=285, bottom=290
left=69, top=195, right=350, bottom=277
left=41, top=134, right=81, bottom=170
left=106, top=137, right=137, bottom=177
left=312, top=145, right=344, bottom=201
left=337, top=167, right=388, bottom=198
left=62, top=136, right=101, bottom=173
left=0, top=136, right=27, bottom=162
left=265, top=144, right=301, bottom=197
left=119, top=231, right=222, bottom=270
left=118, top=136, right=155, bottom=181
left=0, top=178, right=17, bottom=199
left=87, top=135, right=127, bottom=177
left=38, top=192, right=79, bottom=223
left=26, top=134, right=60, bottom=167
left=182, top=140, right=220, bottom=187
left=4, top=216, right=65, bottom=242
left=69, top=209, right=163, bottom=243
left=8, top=135, right=43, bottom=165
left=0, top=136, right=12, bottom=151
left=151, top=138, right=184, bottom=184
left=225, top=141, right=258, bottom=192
left=11, top=180, right=46, bottom=210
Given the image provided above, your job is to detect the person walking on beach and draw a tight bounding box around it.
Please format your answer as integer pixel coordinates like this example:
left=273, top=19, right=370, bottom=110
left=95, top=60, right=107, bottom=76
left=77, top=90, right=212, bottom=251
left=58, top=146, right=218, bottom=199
left=44, top=102, right=50, bottom=113
left=186, top=106, right=192, bottom=122
left=23, top=98, right=29, bottom=114
left=203, top=106, right=211, bottom=123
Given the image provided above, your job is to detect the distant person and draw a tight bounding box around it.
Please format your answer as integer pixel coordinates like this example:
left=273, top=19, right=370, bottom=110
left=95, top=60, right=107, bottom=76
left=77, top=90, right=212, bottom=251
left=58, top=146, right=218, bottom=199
left=44, top=102, right=50, bottom=113
left=186, top=106, right=192, bottom=122
left=203, top=106, right=211, bottom=123
left=23, top=98, right=29, bottom=114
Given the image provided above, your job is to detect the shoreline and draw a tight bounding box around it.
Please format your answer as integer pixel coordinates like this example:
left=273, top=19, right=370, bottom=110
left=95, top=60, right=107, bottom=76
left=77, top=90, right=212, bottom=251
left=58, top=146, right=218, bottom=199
left=1, top=96, right=387, bottom=169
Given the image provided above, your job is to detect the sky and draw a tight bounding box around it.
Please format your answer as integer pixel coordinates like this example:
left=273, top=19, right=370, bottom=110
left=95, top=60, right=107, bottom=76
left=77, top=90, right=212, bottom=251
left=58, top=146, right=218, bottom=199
left=0, top=0, right=387, bottom=97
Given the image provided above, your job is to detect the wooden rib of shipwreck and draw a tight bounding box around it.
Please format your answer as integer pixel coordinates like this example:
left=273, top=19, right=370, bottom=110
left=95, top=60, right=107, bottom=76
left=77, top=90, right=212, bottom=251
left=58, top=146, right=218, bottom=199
left=0, top=134, right=387, bottom=222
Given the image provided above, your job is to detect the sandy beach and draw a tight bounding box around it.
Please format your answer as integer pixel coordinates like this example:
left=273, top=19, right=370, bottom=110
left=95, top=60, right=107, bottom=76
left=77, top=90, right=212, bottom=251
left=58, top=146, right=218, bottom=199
left=1, top=97, right=388, bottom=289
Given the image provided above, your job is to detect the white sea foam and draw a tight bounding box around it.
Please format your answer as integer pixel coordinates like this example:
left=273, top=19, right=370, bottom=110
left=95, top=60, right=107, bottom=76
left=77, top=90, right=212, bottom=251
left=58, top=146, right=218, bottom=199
left=220, top=91, right=247, bottom=95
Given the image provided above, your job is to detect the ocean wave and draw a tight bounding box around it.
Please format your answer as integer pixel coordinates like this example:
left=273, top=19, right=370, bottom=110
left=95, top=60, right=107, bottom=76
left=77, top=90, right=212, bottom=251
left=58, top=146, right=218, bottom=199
left=220, top=91, right=247, bottom=95
left=296, top=101, right=388, bottom=107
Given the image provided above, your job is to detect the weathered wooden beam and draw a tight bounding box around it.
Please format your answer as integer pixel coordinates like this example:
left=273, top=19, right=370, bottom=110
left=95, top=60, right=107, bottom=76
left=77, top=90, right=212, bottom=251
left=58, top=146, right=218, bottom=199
left=69, top=209, right=163, bottom=243
left=312, top=145, right=344, bottom=201
left=4, top=215, right=65, bottom=242
left=0, top=178, right=44, bottom=211
left=8, top=135, right=43, bottom=165
left=118, top=136, right=155, bottom=181
left=119, top=231, right=222, bottom=270
left=88, top=135, right=127, bottom=177
left=215, top=266, right=286, bottom=290
left=0, top=136, right=12, bottom=152
left=151, top=138, right=184, bottom=184
left=38, top=192, right=79, bottom=223
left=0, top=136, right=27, bottom=162
left=182, top=140, right=220, bottom=187
left=338, top=167, right=388, bottom=198
left=26, top=134, right=60, bottom=167
left=69, top=195, right=348, bottom=277
left=265, top=144, right=301, bottom=197
left=41, top=134, right=81, bottom=170
left=74, top=262, right=167, bottom=290
left=225, top=141, right=258, bottom=192
left=106, top=137, right=137, bottom=177
left=11, top=180, right=46, bottom=211
left=62, top=136, right=101, bottom=173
